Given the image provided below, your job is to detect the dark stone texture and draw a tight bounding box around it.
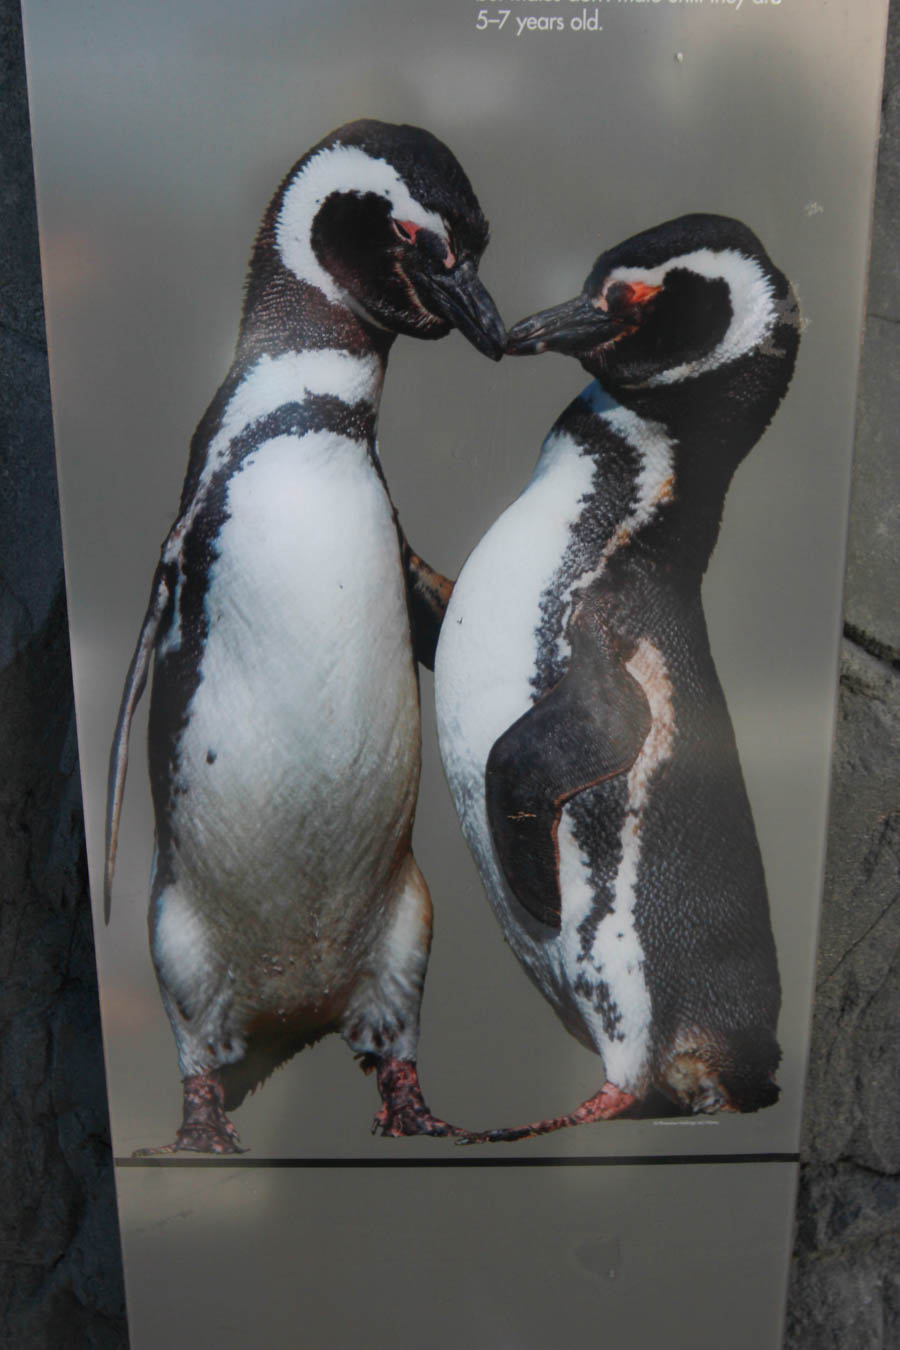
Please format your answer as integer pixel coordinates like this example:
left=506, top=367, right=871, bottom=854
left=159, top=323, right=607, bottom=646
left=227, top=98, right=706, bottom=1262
left=0, top=325, right=62, bottom=661
left=785, top=1210, right=900, bottom=1350
left=0, top=0, right=46, bottom=350
left=785, top=645, right=900, bottom=1347
left=0, top=591, right=127, bottom=1350
left=785, top=1, right=900, bottom=1344
left=802, top=643, right=900, bottom=1173
left=0, top=0, right=129, bottom=1346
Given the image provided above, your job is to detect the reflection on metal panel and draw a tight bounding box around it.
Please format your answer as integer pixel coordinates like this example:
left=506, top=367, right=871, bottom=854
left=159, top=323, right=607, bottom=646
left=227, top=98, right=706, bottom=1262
left=21, top=0, right=888, bottom=1344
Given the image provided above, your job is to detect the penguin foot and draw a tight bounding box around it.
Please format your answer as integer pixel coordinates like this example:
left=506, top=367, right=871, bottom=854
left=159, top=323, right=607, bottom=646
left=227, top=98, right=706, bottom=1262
left=132, top=1071, right=248, bottom=1156
left=371, top=1057, right=465, bottom=1139
left=462, top=1081, right=637, bottom=1144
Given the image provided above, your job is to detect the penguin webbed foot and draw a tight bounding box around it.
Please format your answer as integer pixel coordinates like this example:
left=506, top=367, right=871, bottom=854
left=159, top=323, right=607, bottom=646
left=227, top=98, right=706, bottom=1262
left=132, top=1070, right=248, bottom=1157
left=370, top=1056, right=466, bottom=1139
left=459, top=1081, right=638, bottom=1145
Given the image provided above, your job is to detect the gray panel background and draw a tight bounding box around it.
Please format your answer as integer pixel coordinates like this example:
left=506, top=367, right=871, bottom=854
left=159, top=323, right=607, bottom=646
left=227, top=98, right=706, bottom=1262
left=17, top=1, right=889, bottom=1344
left=22, top=0, right=886, bottom=1158
left=116, top=1162, right=795, bottom=1350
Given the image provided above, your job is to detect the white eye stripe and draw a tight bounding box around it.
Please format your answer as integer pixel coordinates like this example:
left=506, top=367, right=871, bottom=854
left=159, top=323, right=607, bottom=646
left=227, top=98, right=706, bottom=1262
left=275, top=144, right=447, bottom=302
left=608, top=248, right=778, bottom=386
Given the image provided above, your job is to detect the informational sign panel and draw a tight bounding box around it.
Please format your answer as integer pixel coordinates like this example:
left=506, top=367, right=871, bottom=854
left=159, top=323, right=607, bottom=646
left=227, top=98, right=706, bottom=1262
left=22, top=2, right=888, bottom=1346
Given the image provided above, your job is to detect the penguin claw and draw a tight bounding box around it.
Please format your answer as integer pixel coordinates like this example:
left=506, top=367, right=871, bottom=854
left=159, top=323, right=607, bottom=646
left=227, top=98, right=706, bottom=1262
left=455, top=1125, right=533, bottom=1146
left=371, top=1056, right=467, bottom=1139
left=130, top=1070, right=249, bottom=1156
left=372, top=1106, right=465, bottom=1140
left=131, top=1128, right=249, bottom=1158
left=458, top=1082, right=638, bottom=1144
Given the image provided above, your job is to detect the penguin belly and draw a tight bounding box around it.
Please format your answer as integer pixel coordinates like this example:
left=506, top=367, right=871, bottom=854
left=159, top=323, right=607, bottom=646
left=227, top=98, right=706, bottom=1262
left=150, top=430, right=420, bottom=1058
left=436, top=431, right=621, bottom=1056
left=438, top=451, right=777, bottom=1102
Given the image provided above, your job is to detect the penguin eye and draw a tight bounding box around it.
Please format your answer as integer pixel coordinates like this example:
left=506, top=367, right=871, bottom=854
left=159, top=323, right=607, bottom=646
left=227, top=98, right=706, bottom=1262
left=391, top=218, right=421, bottom=246
left=626, top=281, right=663, bottom=307
left=603, top=282, right=630, bottom=311
left=605, top=280, right=662, bottom=313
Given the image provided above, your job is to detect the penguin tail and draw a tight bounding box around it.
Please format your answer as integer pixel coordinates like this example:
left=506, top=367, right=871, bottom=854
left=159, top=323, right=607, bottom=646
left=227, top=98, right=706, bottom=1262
left=660, top=1024, right=782, bottom=1115
left=718, top=1025, right=782, bottom=1114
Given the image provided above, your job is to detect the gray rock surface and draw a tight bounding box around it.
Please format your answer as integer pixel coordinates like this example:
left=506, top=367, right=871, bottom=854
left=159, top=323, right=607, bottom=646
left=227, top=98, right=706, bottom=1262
left=0, top=0, right=896, bottom=1346
left=785, top=645, right=900, bottom=1348
left=0, top=0, right=128, bottom=1345
left=803, top=643, right=900, bottom=1173
left=784, top=1, right=900, bottom=1343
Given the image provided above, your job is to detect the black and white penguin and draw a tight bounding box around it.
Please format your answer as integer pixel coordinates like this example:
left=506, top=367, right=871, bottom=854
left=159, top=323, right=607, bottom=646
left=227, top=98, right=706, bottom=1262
left=435, top=214, right=800, bottom=1137
left=105, top=119, right=505, bottom=1153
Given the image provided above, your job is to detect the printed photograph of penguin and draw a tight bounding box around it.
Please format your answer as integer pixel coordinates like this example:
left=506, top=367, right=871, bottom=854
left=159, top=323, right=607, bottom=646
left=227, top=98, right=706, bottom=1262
left=104, top=119, right=505, bottom=1154
left=436, top=214, right=801, bottom=1139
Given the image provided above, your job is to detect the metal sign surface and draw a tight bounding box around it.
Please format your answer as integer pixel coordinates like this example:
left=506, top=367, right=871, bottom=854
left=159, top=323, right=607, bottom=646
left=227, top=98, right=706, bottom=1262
left=22, top=1, right=888, bottom=1345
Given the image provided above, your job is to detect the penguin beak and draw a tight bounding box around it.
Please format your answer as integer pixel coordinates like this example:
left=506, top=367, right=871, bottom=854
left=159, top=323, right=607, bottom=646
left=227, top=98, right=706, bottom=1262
left=506, top=292, right=623, bottom=356
left=416, top=259, right=507, bottom=361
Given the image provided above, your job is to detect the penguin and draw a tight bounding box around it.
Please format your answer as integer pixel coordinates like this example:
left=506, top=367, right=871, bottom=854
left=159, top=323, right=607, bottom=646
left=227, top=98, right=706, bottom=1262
left=105, top=119, right=505, bottom=1153
left=435, top=214, right=801, bottom=1138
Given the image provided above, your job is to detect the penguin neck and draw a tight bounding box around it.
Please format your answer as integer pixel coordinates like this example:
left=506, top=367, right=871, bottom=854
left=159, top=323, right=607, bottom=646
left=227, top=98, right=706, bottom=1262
left=607, top=345, right=795, bottom=476
left=555, top=379, right=741, bottom=583
left=175, top=280, right=394, bottom=515
left=235, top=270, right=396, bottom=382
left=608, top=351, right=796, bottom=574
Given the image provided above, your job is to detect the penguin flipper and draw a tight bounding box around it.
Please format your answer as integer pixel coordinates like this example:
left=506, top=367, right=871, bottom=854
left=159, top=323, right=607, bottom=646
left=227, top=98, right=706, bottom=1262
left=485, top=612, right=652, bottom=930
left=104, top=564, right=170, bottom=921
left=401, top=538, right=454, bottom=671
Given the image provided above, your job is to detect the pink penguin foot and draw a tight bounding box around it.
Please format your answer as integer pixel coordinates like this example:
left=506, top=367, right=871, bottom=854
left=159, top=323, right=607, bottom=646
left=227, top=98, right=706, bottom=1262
left=463, top=1081, right=637, bottom=1145
left=370, top=1057, right=466, bottom=1139
left=132, top=1071, right=248, bottom=1156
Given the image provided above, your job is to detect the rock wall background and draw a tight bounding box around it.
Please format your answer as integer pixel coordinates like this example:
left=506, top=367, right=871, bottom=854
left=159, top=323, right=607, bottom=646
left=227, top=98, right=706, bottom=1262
left=784, top=5, right=900, bottom=1342
left=0, top=0, right=895, bottom=1344
left=0, top=0, right=126, bottom=1344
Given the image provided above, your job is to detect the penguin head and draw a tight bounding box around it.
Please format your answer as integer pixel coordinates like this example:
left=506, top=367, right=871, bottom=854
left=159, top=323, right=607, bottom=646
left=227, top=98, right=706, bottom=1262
left=265, top=120, right=505, bottom=359
left=507, top=214, right=799, bottom=392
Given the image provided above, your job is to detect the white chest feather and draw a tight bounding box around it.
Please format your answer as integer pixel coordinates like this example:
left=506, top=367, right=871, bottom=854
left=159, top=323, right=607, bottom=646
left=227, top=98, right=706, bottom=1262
left=550, top=407, right=674, bottom=670
left=161, top=349, right=383, bottom=575
left=436, top=429, right=595, bottom=1014
left=553, top=638, right=675, bottom=1084
left=170, top=431, right=419, bottom=896
left=435, top=407, right=678, bottom=1087
left=436, top=428, right=595, bottom=827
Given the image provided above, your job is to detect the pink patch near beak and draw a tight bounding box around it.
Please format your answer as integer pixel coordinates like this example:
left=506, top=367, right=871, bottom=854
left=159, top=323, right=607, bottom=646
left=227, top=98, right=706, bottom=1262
left=626, top=281, right=663, bottom=306
left=392, top=218, right=422, bottom=244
